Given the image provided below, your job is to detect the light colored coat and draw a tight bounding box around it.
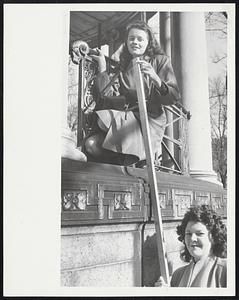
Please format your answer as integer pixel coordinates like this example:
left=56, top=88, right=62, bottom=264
left=170, top=256, right=227, bottom=287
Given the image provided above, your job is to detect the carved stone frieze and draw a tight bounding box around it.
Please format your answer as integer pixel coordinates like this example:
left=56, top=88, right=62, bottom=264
left=114, top=192, right=132, bottom=210
left=151, top=189, right=174, bottom=220
left=194, top=191, right=210, bottom=206
left=97, top=184, right=104, bottom=220
left=158, top=192, right=167, bottom=209
left=172, top=189, right=193, bottom=217
left=210, top=193, right=222, bottom=208
left=210, top=193, right=226, bottom=217
left=62, top=191, right=88, bottom=211
left=61, top=160, right=227, bottom=225
left=159, top=189, right=174, bottom=218
left=96, top=183, right=146, bottom=221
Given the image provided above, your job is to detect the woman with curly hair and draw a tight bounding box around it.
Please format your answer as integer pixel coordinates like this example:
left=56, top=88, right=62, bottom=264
left=84, top=21, right=180, bottom=166
left=156, top=204, right=227, bottom=287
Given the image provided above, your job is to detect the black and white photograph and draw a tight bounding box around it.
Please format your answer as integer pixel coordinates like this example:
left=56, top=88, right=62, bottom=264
left=4, top=3, right=236, bottom=297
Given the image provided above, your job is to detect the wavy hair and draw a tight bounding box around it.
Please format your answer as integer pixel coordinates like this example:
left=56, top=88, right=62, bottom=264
left=119, top=21, right=165, bottom=71
left=177, top=204, right=227, bottom=262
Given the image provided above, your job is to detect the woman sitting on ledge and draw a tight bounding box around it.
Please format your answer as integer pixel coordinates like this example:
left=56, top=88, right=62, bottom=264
left=155, top=204, right=227, bottom=287
left=84, top=21, right=180, bottom=167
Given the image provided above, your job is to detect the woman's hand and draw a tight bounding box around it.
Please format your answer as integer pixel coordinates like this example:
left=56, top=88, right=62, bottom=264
left=138, top=60, right=162, bottom=88
left=91, top=49, right=106, bottom=73
left=154, top=276, right=170, bottom=287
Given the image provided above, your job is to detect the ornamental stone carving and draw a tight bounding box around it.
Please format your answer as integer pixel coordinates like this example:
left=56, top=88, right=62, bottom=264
left=158, top=193, right=167, bottom=209
left=114, top=192, right=132, bottom=210
left=62, top=191, right=87, bottom=211
left=173, top=189, right=193, bottom=217
left=211, top=194, right=223, bottom=210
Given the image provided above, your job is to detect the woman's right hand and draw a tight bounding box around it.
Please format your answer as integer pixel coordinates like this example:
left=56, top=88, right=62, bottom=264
left=154, top=276, right=169, bottom=287
left=91, top=49, right=106, bottom=73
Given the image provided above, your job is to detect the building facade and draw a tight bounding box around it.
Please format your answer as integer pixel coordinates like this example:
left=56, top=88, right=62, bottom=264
left=61, top=11, right=226, bottom=287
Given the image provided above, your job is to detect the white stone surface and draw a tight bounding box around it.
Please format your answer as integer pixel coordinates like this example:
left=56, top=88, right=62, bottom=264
left=171, top=12, right=220, bottom=185
left=61, top=224, right=141, bottom=286
left=61, top=230, right=137, bottom=269
left=61, top=127, right=87, bottom=161
left=61, top=261, right=136, bottom=287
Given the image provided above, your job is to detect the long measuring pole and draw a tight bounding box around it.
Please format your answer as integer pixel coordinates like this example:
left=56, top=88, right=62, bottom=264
left=132, top=57, right=170, bottom=284
left=77, top=57, right=85, bottom=147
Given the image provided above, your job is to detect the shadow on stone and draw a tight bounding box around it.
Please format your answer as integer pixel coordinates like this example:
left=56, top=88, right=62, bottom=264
left=142, top=233, right=173, bottom=287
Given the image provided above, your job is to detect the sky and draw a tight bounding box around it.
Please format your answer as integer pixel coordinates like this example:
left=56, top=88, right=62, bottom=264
left=206, top=31, right=227, bottom=79
left=205, top=12, right=227, bottom=79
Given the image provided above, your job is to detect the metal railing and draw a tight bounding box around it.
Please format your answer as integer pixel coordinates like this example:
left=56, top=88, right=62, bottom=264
left=159, top=103, right=191, bottom=175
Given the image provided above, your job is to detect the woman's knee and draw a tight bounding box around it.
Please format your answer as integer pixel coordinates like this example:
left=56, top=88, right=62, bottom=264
left=84, top=133, right=105, bottom=157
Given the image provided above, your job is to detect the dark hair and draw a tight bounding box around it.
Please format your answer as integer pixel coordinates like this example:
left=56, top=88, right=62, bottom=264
left=119, top=21, right=164, bottom=70
left=177, top=204, right=227, bottom=262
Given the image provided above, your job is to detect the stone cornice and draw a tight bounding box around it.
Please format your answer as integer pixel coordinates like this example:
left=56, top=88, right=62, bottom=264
left=61, top=159, right=226, bottom=226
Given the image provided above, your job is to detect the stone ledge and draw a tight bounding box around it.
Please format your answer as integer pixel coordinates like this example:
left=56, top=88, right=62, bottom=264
left=62, top=159, right=226, bottom=226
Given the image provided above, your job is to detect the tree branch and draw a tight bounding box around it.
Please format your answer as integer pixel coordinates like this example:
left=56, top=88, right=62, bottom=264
left=209, top=94, right=227, bottom=99
left=222, top=12, right=227, bottom=19
left=211, top=54, right=227, bottom=63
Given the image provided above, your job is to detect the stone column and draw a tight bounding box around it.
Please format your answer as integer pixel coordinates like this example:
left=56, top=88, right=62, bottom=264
left=171, top=12, right=220, bottom=185
left=160, top=12, right=171, bottom=59
left=160, top=12, right=175, bottom=167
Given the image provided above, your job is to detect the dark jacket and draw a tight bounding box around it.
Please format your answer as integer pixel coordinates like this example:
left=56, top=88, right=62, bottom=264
left=95, top=54, right=181, bottom=118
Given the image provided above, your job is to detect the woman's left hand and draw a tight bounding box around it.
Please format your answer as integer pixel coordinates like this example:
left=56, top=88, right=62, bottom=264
left=138, top=60, right=162, bottom=87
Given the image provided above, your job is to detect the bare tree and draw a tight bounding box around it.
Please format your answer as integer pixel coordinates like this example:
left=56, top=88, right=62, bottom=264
left=205, top=12, right=227, bottom=64
left=205, top=12, right=227, bottom=188
left=209, top=76, right=227, bottom=188
left=205, top=12, right=227, bottom=36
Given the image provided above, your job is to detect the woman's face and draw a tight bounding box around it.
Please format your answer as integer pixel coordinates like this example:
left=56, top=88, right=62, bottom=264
left=126, top=28, right=149, bottom=58
left=184, top=221, right=213, bottom=262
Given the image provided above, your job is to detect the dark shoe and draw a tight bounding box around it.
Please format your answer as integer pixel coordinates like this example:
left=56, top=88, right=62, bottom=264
left=161, top=158, right=174, bottom=168
left=134, top=159, right=147, bottom=168
left=123, top=154, right=139, bottom=166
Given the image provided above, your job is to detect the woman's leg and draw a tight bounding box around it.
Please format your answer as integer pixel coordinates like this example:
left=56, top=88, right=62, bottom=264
left=84, top=133, right=139, bottom=166
left=83, top=130, right=125, bottom=165
left=97, top=117, right=108, bottom=132
left=84, top=131, right=106, bottom=158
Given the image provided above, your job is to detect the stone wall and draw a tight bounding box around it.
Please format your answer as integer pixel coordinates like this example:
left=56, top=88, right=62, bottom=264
left=61, top=159, right=226, bottom=287
left=142, top=222, right=185, bottom=287
left=61, top=220, right=188, bottom=287
left=61, top=224, right=142, bottom=287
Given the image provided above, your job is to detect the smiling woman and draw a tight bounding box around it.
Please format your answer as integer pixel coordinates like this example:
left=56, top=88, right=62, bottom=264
left=155, top=204, right=227, bottom=287
left=184, top=221, right=213, bottom=262
left=127, top=28, right=149, bottom=57
left=83, top=21, right=181, bottom=166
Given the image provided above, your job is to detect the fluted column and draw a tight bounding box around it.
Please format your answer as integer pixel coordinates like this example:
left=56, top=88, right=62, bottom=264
left=171, top=12, right=220, bottom=185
